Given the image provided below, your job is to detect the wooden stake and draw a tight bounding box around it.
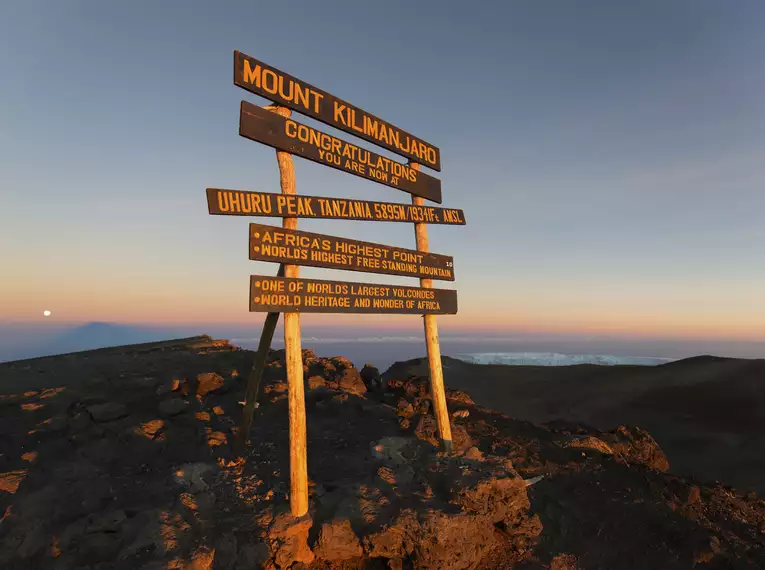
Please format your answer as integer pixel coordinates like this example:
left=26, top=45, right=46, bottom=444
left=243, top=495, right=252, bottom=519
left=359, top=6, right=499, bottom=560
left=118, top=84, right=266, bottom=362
left=410, top=162, right=453, bottom=453
left=237, top=264, right=284, bottom=453
left=270, top=105, right=309, bottom=516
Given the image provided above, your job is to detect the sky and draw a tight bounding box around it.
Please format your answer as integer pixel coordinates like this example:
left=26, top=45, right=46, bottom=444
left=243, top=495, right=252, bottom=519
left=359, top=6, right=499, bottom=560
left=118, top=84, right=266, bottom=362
left=1, top=0, right=764, bottom=344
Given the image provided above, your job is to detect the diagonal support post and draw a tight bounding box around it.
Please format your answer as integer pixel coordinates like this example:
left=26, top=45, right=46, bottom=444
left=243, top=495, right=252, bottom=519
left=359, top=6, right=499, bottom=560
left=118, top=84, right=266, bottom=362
left=237, top=263, right=284, bottom=452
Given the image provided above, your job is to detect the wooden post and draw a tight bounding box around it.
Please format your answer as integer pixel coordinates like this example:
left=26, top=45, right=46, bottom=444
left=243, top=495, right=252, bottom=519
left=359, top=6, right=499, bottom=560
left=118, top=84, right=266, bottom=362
left=270, top=105, right=309, bottom=517
left=236, top=264, right=284, bottom=453
left=410, top=162, right=453, bottom=453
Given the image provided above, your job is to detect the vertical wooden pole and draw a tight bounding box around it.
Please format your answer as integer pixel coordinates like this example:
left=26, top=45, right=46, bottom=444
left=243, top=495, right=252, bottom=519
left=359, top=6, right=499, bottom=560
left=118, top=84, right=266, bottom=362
left=237, top=265, right=284, bottom=453
left=410, top=162, right=453, bottom=453
left=269, top=105, right=308, bottom=517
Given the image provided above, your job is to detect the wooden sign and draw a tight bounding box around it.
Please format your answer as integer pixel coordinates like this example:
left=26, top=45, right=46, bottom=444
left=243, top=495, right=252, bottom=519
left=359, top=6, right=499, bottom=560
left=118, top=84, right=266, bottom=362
left=250, top=275, right=458, bottom=314
left=249, top=223, right=455, bottom=281
left=239, top=101, right=443, bottom=203
left=214, top=51, right=463, bottom=517
left=207, top=189, right=464, bottom=224
left=234, top=51, right=441, bottom=171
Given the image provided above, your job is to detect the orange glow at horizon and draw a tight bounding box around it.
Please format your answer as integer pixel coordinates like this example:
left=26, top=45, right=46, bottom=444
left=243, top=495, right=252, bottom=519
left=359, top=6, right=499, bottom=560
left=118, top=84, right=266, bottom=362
left=3, top=271, right=764, bottom=343
left=5, top=302, right=764, bottom=343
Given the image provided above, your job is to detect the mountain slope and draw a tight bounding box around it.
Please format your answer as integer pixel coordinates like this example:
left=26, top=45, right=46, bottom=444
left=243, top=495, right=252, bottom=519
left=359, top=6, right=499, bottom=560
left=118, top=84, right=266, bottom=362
left=385, top=354, right=765, bottom=493
left=0, top=338, right=763, bottom=569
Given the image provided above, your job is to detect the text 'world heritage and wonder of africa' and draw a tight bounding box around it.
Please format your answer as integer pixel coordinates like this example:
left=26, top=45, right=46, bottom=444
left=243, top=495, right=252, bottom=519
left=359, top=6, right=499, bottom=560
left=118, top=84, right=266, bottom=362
left=250, top=276, right=458, bottom=314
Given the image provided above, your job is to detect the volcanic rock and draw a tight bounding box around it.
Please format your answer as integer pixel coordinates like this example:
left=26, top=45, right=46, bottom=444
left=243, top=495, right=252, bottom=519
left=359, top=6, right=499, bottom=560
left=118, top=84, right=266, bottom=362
left=159, top=397, right=189, bottom=417
left=414, top=415, right=474, bottom=452
left=550, top=554, right=579, bottom=570
left=396, top=399, right=415, bottom=419
left=1, top=336, right=765, bottom=570
left=361, top=442, right=540, bottom=569
left=268, top=513, right=314, bottom=568
left=330, top=356, right=355, bottom=371
left=207, top=431, right=227, bottom=447
left=136, top=419, right=164, bottom=439
left=686, top=486, right=702, bottom=506
left=307, top=375, right=326, bottom=390
left=564, top=435, right=615, bottom=455
left=360, top=364, right=382, bottom=391
left=606, top=425, right=671, bottom=472
left=86, top=402, right=128, bottom=422
left=413, top=397, right=431, bottom=415
left=188, top=545, right=215, bottom=569
left=313, top=518, right=363, bottom=561
left=446, top=389, right=474, bottom=405
left=338, top=367, right=367, bottom=396
left=0, top=470, right=27, bottom=494
left=196, top=372, right=225, bottom=398
left=265, top=381, right=288, bottom=394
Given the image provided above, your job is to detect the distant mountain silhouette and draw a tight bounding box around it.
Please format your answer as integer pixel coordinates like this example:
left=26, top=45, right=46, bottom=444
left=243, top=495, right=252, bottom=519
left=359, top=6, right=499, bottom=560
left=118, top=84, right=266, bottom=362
left=39, top=322, right=189, bottom=356
left=1, top=322, right=187, bottom=361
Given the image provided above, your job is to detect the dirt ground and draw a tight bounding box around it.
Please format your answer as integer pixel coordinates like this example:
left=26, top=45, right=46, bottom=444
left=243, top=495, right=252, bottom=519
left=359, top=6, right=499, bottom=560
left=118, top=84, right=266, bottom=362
left=1, top=337, right=764, bottom=569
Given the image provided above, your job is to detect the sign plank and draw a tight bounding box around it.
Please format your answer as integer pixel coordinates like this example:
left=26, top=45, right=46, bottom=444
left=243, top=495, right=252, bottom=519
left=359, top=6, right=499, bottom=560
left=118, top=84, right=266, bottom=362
left=250, top=275, right=457, bottom=314
left=239, top=102, right=442, bottom=203
left=234, top=51, right=441, bottom=171
left=249, top=223, right=454, bottom=281
left=207, top=188, right=465, bottom=225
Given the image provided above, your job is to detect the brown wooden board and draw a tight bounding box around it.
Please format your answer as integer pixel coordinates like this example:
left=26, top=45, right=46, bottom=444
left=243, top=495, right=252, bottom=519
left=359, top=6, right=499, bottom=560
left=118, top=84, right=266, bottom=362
left=234, top=51, right=441, bottom=171
left=207, top=188, right=465, bottom=225
left=249, top=223, right=455, bottom=281
left=250, top=275, right=457, bottom=314
left=239, top=102, right=442, bottom=203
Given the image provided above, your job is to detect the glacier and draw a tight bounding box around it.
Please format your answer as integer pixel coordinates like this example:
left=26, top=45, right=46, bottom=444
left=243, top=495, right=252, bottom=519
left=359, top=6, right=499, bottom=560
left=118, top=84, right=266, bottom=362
left=456, top=352, right=676, bottom=367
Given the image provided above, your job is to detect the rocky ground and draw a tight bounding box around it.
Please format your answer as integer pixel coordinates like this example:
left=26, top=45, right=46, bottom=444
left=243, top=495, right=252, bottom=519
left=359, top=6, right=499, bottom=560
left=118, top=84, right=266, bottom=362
left=1, top=336, right=764, bottom=569
left=384, top=355, right=765, bottom=495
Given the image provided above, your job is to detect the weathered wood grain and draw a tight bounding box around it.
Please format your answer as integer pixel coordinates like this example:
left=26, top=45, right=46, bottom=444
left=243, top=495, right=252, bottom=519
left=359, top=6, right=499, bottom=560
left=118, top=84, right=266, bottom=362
left=239, top=102, right=442, bottom=203
left=234, top=50, right=441, bottom=171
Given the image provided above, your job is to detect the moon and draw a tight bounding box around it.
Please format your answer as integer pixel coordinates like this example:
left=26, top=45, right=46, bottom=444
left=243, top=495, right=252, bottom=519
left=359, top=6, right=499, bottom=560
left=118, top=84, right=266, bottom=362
left=43, top=310, right=51, bottom=317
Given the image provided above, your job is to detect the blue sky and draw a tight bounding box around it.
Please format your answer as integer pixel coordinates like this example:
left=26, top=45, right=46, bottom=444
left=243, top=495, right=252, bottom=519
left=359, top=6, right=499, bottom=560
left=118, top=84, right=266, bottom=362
left=1, top=0, right=763, bottom=341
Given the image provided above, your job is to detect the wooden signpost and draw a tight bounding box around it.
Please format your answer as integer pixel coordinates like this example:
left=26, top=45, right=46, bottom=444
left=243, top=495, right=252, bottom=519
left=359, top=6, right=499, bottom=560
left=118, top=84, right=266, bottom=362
left=208, top=51, right=465, bottom=517
left=409, top=162, right=454, bottom=451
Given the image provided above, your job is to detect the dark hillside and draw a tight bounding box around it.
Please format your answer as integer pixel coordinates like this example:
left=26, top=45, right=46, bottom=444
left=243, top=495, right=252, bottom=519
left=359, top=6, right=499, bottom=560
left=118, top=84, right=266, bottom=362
left=386, top=355, right=765, bottom=493
left=0, top=338, right=763, bottom=569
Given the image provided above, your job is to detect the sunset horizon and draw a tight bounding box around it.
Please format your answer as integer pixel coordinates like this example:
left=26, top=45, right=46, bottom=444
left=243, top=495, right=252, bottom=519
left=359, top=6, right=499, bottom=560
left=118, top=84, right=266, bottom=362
left=3, top=2, right=764, bottom=362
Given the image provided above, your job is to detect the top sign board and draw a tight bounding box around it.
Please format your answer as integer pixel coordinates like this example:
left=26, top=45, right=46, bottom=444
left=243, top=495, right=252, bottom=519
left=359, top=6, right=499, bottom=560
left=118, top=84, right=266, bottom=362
left=234, top=50, right=441, bottom=172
